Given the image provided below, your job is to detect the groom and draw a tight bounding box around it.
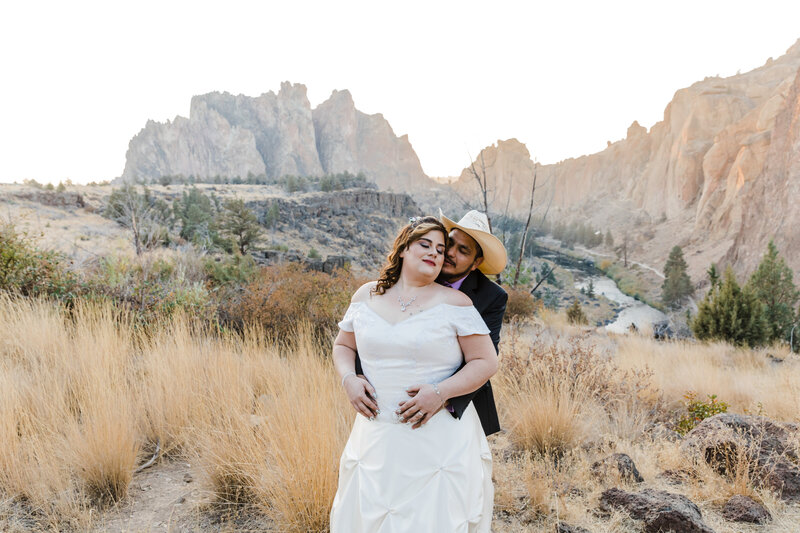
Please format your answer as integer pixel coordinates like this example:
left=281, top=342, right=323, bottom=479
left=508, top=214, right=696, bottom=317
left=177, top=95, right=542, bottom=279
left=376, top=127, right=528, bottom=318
left=436, top=209, right=507, bottom=436
left=355, top=210, right=508, bottom=435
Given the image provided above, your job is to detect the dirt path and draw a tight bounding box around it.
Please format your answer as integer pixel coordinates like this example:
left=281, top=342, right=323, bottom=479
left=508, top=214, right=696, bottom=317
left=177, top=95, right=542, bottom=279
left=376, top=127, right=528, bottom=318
left=91, top=460, right=276, bottom=533
left=92, top=461, right=204, bottom=532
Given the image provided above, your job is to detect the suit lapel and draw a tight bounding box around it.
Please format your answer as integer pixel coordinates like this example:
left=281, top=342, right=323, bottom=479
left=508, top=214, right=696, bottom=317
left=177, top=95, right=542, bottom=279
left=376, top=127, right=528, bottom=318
left=458, top=271, right=479, bottom=302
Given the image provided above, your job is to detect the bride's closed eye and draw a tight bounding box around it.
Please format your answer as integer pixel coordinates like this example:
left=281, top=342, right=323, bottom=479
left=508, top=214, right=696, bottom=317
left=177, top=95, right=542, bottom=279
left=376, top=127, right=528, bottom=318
left=417, top=239, right=445, bottom=254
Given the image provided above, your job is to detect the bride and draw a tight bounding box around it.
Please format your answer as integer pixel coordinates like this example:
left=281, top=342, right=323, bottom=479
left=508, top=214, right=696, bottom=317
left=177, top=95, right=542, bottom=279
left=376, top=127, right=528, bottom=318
left=330, top=215, right=498, bottom=532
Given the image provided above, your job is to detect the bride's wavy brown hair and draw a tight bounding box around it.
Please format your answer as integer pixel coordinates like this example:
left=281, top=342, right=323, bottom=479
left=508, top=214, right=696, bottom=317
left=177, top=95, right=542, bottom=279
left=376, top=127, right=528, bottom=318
left=372, top=216, right=449, bottom=295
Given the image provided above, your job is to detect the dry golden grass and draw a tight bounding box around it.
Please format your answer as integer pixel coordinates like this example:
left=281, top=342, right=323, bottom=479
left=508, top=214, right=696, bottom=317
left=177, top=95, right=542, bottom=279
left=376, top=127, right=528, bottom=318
left=615, top=335, right=800, bottom=422
left=2, top=295, right=800, bottom=531
left=0, top=296, right=351, bottom=531
left=490, top=315, right=800, bottom=531
left=495, top=319, right=656, bottom=456
left=0, top=297, right=137, bottom=528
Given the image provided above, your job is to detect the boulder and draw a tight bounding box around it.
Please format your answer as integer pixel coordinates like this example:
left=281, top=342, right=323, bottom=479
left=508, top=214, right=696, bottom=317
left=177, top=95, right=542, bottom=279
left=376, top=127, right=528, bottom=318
left=591, top=453, right=644, bottom=483
left=721, top=494, right=771, bottom=524
left=680, top=413, right=800, bottom=502
left=599, top=488, right=715, bottom=533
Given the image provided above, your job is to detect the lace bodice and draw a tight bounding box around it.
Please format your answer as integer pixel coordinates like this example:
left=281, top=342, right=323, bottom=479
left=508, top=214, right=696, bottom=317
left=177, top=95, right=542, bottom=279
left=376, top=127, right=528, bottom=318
left=338, top=301, right=489, bottom=423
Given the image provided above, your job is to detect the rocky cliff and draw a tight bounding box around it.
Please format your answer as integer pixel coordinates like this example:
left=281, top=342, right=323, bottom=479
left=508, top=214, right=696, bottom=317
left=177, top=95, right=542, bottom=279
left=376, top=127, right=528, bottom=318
left=454, top=40, right=800, bottom=280
left=313, top=90, right=430, bottom=191
left=121, top=83, right=430, bottom=192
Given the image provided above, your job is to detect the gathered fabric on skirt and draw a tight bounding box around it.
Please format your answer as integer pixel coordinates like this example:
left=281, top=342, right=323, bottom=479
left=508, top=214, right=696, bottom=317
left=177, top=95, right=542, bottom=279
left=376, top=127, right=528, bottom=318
left=330, top=302, right=493, bottom=533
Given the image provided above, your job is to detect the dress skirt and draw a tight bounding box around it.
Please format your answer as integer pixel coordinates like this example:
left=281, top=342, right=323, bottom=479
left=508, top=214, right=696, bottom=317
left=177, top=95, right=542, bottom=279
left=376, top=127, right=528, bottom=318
left=330, top=403, right=493, bottom=533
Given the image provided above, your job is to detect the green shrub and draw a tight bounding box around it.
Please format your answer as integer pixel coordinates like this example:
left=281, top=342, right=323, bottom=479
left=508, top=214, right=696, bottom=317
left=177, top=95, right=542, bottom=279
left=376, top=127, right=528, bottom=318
left=86, top=253, right=215, bottom=326
left=204, top=254, right=258, bottom=287
left=676, top=392, right=729, bottom=435
left=0, top=222, right=80, bottom=303
left=692, top=267, right=767, bottom=347
left=173, top=187, right=221, bottom=248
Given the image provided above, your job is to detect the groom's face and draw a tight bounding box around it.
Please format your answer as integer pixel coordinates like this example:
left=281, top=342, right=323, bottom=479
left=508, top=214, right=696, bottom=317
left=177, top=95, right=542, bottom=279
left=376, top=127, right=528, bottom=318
left=440, top=229, right=483, bottom=282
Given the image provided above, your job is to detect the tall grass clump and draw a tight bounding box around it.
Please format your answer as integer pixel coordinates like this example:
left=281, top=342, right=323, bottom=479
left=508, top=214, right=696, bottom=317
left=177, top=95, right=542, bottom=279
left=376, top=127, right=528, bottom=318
left=0, top=296, right=140, bottom=525
left=188, top=324, right=353, bottom=531
left=0, top=293, right=355, bottom=531
left=495, top=329, right=654, bottom=456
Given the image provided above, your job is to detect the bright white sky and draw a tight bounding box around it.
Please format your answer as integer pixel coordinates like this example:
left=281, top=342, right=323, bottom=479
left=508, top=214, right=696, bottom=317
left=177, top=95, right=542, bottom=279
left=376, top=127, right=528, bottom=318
left=2, top=0, right=800, bottom=184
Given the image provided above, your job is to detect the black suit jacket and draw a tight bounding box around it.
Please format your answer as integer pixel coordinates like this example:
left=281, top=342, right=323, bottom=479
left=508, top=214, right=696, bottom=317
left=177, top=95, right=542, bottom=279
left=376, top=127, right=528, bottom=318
left=353, top=269, right=506, bottom=436
left=446, top=269, right=506, bottom=436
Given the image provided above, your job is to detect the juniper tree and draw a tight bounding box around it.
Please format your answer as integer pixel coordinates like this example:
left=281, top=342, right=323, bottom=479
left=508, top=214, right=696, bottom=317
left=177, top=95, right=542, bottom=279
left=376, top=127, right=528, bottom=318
left=707, top=263, right=720, bottom=290
left=173, top=187, right=219, bottom=248
left=662, top=246, right=693, bottom=309
left=692, top=267, right=767, bottom=348
left=747, top=240, right=799, bottom=343
left=220, top=198, right=262, bottom=255
left=566, top=299, right=588, bottom=325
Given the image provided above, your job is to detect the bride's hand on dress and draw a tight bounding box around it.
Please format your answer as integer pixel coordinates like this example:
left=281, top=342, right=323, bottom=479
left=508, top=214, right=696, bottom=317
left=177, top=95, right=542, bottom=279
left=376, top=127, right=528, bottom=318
left=397, top=384, right=444, bottom=429
left=343, top=375, right=379, bottom=419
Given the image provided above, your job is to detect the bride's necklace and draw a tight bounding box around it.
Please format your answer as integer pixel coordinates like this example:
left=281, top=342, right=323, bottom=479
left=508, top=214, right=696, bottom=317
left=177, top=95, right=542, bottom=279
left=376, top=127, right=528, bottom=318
left=397, top=294, right=417, bottom=312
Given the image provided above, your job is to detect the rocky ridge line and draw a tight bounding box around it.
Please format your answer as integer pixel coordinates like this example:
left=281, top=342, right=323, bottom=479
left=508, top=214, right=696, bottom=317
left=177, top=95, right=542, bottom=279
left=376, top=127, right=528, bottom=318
left=121, top=82, right=431, bottom=192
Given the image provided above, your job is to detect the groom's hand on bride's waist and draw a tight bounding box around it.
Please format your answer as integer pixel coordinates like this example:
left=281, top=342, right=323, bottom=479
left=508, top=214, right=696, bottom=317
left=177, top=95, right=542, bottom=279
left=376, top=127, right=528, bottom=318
left=343, top=374, right=379, bottom=419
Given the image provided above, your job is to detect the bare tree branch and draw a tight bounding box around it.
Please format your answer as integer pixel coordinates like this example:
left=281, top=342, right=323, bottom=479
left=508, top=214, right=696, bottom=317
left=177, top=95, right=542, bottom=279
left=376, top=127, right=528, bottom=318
left=530, top=263, right=555, bottom=293
left=513, top=162, right=538, bottom=287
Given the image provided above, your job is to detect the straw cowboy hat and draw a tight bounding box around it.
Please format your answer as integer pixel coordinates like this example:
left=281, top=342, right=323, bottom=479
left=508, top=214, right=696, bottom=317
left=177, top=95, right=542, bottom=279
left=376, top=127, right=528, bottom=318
left=439, top=209, right=508, bottom=275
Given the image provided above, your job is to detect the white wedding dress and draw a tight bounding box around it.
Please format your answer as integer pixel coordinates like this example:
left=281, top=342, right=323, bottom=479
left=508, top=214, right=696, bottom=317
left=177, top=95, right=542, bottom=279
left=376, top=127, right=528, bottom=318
left=330, top=301, right=493, bottom=533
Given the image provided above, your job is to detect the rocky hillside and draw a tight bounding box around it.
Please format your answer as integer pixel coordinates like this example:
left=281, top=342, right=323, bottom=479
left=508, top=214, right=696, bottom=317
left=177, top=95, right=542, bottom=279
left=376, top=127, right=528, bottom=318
left=121, top=82, right=432, bottom=192
left=454, top=40, right=800, bottom=281
left=246, top=188, right=421, bottom=269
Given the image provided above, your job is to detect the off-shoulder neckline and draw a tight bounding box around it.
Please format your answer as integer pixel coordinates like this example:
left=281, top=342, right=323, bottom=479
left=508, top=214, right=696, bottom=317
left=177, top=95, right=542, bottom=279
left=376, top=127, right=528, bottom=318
left=349, top=301, right=473, bottom=327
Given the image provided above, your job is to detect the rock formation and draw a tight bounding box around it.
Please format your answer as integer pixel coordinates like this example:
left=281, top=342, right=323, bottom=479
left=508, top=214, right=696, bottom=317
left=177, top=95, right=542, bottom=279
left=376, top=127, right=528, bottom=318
left=313, top=89, right=431, bottom=191
left=121, top=83, right=430, bottom=193
left=453, top=39, right=800, bottom=280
